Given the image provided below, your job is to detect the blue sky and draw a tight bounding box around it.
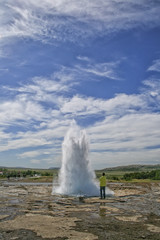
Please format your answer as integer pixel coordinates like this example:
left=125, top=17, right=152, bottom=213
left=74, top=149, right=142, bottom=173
left=0, top=0, right=160, bottom=169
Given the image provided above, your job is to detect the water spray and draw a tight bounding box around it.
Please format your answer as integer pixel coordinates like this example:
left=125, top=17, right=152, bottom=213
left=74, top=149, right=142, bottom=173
left=52, top=122, right=113, bottom=197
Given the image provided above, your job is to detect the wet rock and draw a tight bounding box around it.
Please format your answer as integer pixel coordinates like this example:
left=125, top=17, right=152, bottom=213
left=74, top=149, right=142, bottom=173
left=0, top=181, right=160, bottom=240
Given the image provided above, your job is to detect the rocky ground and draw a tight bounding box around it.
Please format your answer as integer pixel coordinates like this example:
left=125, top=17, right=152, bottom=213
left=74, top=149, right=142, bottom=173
left=0, top=180, right=160, bottom=240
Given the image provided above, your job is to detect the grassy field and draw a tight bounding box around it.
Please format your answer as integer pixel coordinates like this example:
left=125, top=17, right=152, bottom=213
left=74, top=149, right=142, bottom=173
left=1, top=164, right=160, bottom=182
left=96, top=170, right=127, bottom=179
left=19, top=176, right=54, bottom=182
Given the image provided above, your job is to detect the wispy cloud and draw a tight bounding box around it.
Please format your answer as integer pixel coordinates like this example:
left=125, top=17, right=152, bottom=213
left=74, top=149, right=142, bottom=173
left=88, top=112, right=160, bottom=168
left=0, top=97, right=49, bottom=127
left=1, top=59, right=122, bottom=110
left=141, top=78, right=160, bottom=111
left=76, top=61, right=121, bottom=80
left=0, top=0, right=160, bottom=45
left=77, top=56, right=90, bottom=62
left=0, top=54, right=160, bottom=168
left=148, top=59, right=160, bottom=72
left=54, top=59, right=122, bottom=83
left=18, top=151, right=44, bottom=159
left=30, top=159, right=41, bottom=164
left=1, top=1, right=160, bottom=169
left=60, top=93, right=146, bottom=118
left=0, top=71, right=159, bottom=158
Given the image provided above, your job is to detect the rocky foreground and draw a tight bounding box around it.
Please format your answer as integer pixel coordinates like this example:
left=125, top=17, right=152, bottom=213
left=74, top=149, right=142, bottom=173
left=0, top=181, right=160, bottom=240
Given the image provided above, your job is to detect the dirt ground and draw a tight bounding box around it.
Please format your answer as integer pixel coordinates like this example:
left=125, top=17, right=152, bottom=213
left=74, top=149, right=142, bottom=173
left=0, top=180, right=160, bottom=240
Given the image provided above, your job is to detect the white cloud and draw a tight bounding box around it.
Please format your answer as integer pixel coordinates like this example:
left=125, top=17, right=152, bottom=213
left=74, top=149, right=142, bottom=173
left=0, top=136, right=51, bottom=152
left=148, top=59, right=160, bottom=72
left=88, top=112, right=160, bottom=168
left=76, top=61, right=122, bottom=80
left=0, top=64, right=160, bottom=168
left=88, top=113, right=160, bottom=150
left=77, top=56, right=90, bottom=62
left=1, top=60, right=122, bottom=119
left=55, top=61, right=122, bottom=82
left=0, top=0, right=160, bottom=45
left=30, top=159, right=41, bottom=164
left=1, top=1, right=160, bottom=169
left=60, top=93, right=146, bottom=117
left=18, top=151, right=42, bottom=158
left=141, top=78, right=160, bottom=110
left=0, top=97, right=49, bottom=126
left=90, top=148, right=160, bottom=169
left=17, top=77, right=71, bottom=95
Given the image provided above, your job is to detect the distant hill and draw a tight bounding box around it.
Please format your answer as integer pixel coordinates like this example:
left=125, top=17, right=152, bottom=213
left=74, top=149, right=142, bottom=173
left=0, top=166, right=59, bottom=170
left=48, top=167, right=60, bottom=170
left=1, top=164, right=160, bottom=172
left=0, top=166, right=28, bottom=169
left=98, top=164, right=160, bottom=172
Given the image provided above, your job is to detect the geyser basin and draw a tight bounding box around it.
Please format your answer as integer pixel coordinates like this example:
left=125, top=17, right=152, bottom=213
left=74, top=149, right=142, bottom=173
left=52, top=123, right=113, bottom=197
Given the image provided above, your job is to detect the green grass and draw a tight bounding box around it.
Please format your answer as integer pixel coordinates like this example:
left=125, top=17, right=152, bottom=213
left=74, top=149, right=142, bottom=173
left=95, top=170, right=131, bottom=180
left=20, top=176, right=54, bottom=182
left=1, top=165, right=160, bottom=183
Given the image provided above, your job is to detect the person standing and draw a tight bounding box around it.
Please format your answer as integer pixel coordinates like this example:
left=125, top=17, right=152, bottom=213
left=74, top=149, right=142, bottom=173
left=99, top=172, right=106, bottom=199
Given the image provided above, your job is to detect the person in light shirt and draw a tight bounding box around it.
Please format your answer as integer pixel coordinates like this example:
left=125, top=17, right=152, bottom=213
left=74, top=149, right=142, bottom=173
left=99, top=172, right=106, bottom=199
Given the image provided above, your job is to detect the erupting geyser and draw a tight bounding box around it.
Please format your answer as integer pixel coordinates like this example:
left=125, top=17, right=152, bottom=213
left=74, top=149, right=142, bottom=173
left=52, top=122, right=113, bottom=196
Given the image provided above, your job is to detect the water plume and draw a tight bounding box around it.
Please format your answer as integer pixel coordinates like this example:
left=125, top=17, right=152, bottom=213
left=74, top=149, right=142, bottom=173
left=52, top=122, right=113, bottom=196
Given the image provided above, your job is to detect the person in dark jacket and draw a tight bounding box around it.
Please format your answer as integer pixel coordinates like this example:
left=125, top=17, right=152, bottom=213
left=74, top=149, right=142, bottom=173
left=99, top=172, right=106, bottom=199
